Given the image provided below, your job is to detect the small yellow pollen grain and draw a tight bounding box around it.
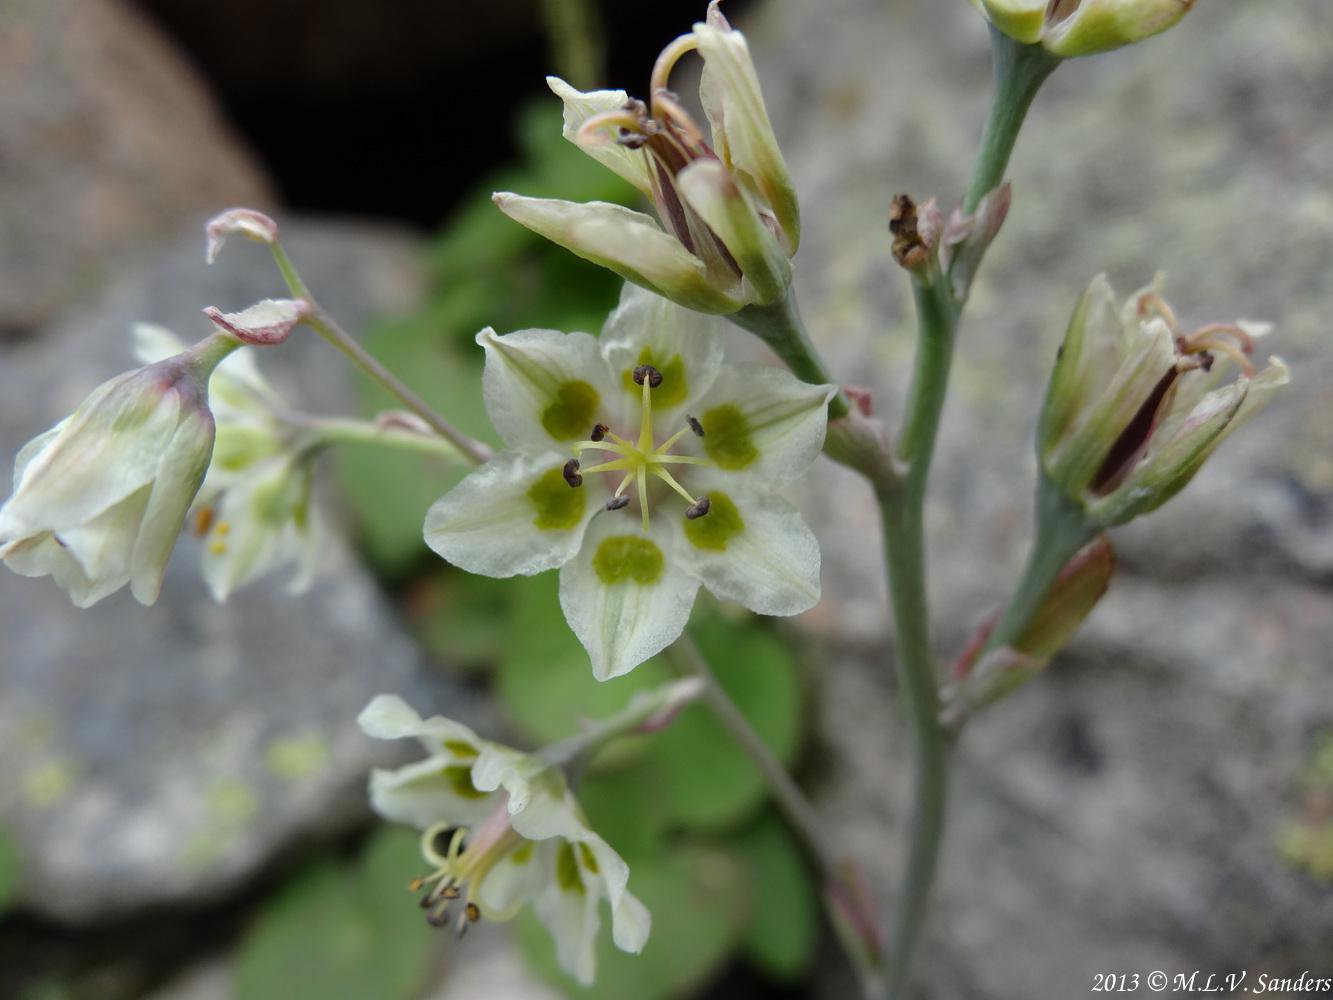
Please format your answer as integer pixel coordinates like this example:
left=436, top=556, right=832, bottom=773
left=215, top=521, right=231, bottom=536
left=209, top=541, right=228, bottom=556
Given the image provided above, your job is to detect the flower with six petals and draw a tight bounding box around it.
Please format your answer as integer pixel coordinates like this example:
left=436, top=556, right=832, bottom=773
left=425, top=284, right=833, bottom=680
left=358, top=694, right=650, bottom=985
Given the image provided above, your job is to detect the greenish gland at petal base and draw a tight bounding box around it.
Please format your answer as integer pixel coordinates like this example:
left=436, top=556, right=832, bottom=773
left=577, top=842, right=599, bottom=874
left=510, top=841, right=535, bottom=865
left=556, top=842, right=585, bottom=895
left=442, top=764, right=488, bottom=799
left=592, top=535, right=664, bottom=585
left=541, top=380, right=601, bottom=441
left=683, top=491, right=744, bottom=550
left=443, top=739, right=479, bottom=759
left=528, top=467, right=587, bottom=530
left=701, top=404, right=758, bottom=470
left=622, top=348, right=687, bottom=409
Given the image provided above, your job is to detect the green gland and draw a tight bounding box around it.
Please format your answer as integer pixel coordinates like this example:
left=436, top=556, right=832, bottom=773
left=683, top=491, right=744, bottom=550
left=528, top=466, right=587, bottom=530
left=700, top=404, right=758, bottom=470
left=442, top=764, right=488, bottom=800
left=592, top=535, right=665, bottom=585
left=556, top=842, right=585, bottom=895
left=541, top=379, right=601, bottom=441
left=622, top=348, right=687, bottom=409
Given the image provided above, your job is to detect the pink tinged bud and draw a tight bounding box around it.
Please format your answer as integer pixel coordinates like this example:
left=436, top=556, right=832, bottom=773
left=203, top=298, right=310, bottom=346
left=204, top=208, right=279, bottom=265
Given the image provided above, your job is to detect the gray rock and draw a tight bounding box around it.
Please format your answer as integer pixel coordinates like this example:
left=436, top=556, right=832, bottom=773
left=0, top=0, right=274, bottom=336
left=731, top=0, right=1333, bottom=994
left=0, top=220, right=493, bottom=922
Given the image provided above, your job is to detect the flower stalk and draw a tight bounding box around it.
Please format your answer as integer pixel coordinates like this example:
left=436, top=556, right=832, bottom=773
left=669, top=632, right=887, bottom=999
left=268, top=242, right=493, bottom=467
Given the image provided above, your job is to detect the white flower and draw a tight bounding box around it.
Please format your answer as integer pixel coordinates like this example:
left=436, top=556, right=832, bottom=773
left=1040, top=274, right=1289, bottom=526
left=424, top=284, right=833, bottom=680
left=0, top=330, right=238, bottom=607
left=135, top=324, right=326, bottom=601
left=494, top=1, right=797, bottom=315
left=358, top=694, right=651, bottom=986
left=971, top=0, right=1195, bottom=58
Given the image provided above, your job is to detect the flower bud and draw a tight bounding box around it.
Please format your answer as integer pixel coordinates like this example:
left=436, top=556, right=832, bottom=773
left=1038, top=274, right=1290, bottom=528
left=971, top=0, right=1196, bottom=58
left=205, top=208, right=279, bottom=265
left=0, top=333, right=239, bottom=606
left=203, top=298, right=309, bottom=347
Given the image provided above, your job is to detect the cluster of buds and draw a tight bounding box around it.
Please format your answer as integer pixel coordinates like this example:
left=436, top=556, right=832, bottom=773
left=496, top=1, right=798, bottom=314
left=972, top=0, right=1196, bottom=57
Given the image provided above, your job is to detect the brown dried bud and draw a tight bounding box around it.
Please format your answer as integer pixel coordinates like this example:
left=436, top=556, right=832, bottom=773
left=889, top=193, right=932, bottom=271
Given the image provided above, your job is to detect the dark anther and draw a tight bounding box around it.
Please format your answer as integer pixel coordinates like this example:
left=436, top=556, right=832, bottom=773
left=686, top=414, right=705, bottom=437
left=1199, top=352, right=1215, bottom=372
left=686, top=496, right=712, bottom=520
left=465, top=902, right=481, bottom=923
left=591, top=423, right=608, bottom=441
left=563, top=459, right=583, bottom=488
left=632, top=364, right=663, bottom=388
left=605, top=495, right=631, bottom=511
left=426, top=907, right=450, bottom=928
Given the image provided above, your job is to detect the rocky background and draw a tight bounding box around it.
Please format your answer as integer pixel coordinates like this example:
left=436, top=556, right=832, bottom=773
left=0, top=0, right=1330, bottom=998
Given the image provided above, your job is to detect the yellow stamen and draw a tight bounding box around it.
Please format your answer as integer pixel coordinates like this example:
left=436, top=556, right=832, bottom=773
left=573, top=439, right=631, bottom=458
left=638, top=377, right=654, bottom=452
left=638, top=464, right=650, bottom=531
left=577, top=110, right=649, bottom=146
left=651, top=467, right=698, bottom=505
left=613, top=472, right=634, bottom=498
left=580, top=458, right=633, bottom=475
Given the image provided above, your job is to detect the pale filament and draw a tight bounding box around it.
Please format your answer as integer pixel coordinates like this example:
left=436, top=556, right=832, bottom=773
left=649, top=34, right=700, bottom=106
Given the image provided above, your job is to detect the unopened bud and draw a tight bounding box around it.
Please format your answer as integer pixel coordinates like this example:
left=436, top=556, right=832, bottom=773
left=205, top=208, right=279, bottom=265
left=203, top=298, right=310, bottom=347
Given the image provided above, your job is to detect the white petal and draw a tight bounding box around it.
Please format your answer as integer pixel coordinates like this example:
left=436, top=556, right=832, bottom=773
left=599, top=283, right=727, bottom=425
left=475, top=840, right=548, bottom=920
left=60, top=485, right=150, bottom=592
left=690, top=364, right=836, bottom=488
left=670, top=483, right=820, bottom=616
left=470, top=741, right=544, bottom=815
left=546, top=76, right=653, bottom=196
left=130, top=409, right=214, bottom=605
left=534, top=848, right=602, bottom=986
left=581, top=834, right=650, bottom=954
left=493, top=194, right=744, bottom=315
left=559, top=514, right=700, bottom=681
left=366, top=757, right=498, bottom=831
left=1, top=532, right=126, bottom=608
left=357, top=694, right=487, bottom=758
left=693, top=15, right=799, bottom=250
left=476, top=326, right=616, bottom=450
left=424, top=449, right=601, bottom=577
left=507, top=781, right=591, bottom=843
left=1, top=371, right=184, bottom=536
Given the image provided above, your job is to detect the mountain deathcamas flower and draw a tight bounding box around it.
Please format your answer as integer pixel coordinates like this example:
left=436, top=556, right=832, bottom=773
left=424, top=284, right=833, bottom=679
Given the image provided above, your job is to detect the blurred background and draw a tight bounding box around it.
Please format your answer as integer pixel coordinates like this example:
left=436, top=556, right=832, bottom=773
left=1, top=1, right=1331, bottom=998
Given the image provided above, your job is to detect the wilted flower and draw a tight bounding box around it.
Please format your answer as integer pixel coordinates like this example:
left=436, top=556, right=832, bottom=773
left=424, top=283, right=832, bottom=680
left=1039, top=274, right=1289, bottom=527
left=135, top=324, right=326, bottom=601
left=0, top=330, right=239, bottom=607
left=358, top=694, right=651, bottom=985
left=495, top=1, right=798, bottom=314
left=971, top=0, right=1195, bottom=57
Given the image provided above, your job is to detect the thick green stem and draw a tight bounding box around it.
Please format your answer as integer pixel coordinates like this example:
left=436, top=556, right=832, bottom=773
left=732, top=290, right=851, bottom=420
left=881, top=31, right=1056, bottom=1000
left=269, top=244, right=492, bottom=467
left=879, top=269, right=958, bottom=999
left=962, top=29, right=1060, bottom=214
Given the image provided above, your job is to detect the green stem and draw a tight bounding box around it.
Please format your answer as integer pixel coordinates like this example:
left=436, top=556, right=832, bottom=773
left=669, top=634, right=887, bottom=1000
left=298, top=416, right=469, bottom=462
left=986, top=478, right=1095, bottom=652
left=269, top=244, right=492, bottom=467
left=732, top=290, right=851, bottom=420
left=879, top=268, right=957, bottom=999
left=962, top=29, right=1060, bottom=214
left=540, top=677, right=705, bottom=771
left=881, top=31, right=1056, bottom=1000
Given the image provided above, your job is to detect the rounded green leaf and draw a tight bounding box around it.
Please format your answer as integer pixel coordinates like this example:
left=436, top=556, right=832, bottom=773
left=0, top=830, right=19, bottom=914
left=737, top=813, right=819, bottom=981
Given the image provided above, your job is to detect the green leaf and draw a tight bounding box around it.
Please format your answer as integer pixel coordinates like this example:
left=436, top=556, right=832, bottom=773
left=737, top=813, right=819, bottom=981
left=0, top=829, right=19, bottom=914
left=643, top=615, right=805, bottom=830
left=514, top=845, right=747, bottom=1000
left=409, top=571, right=513, bottom=671
left=235, top=827, right=435, bottom=1000
left=496, top=574, right=672, bottom=762
left=574, top=768, right=670, bottom=861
